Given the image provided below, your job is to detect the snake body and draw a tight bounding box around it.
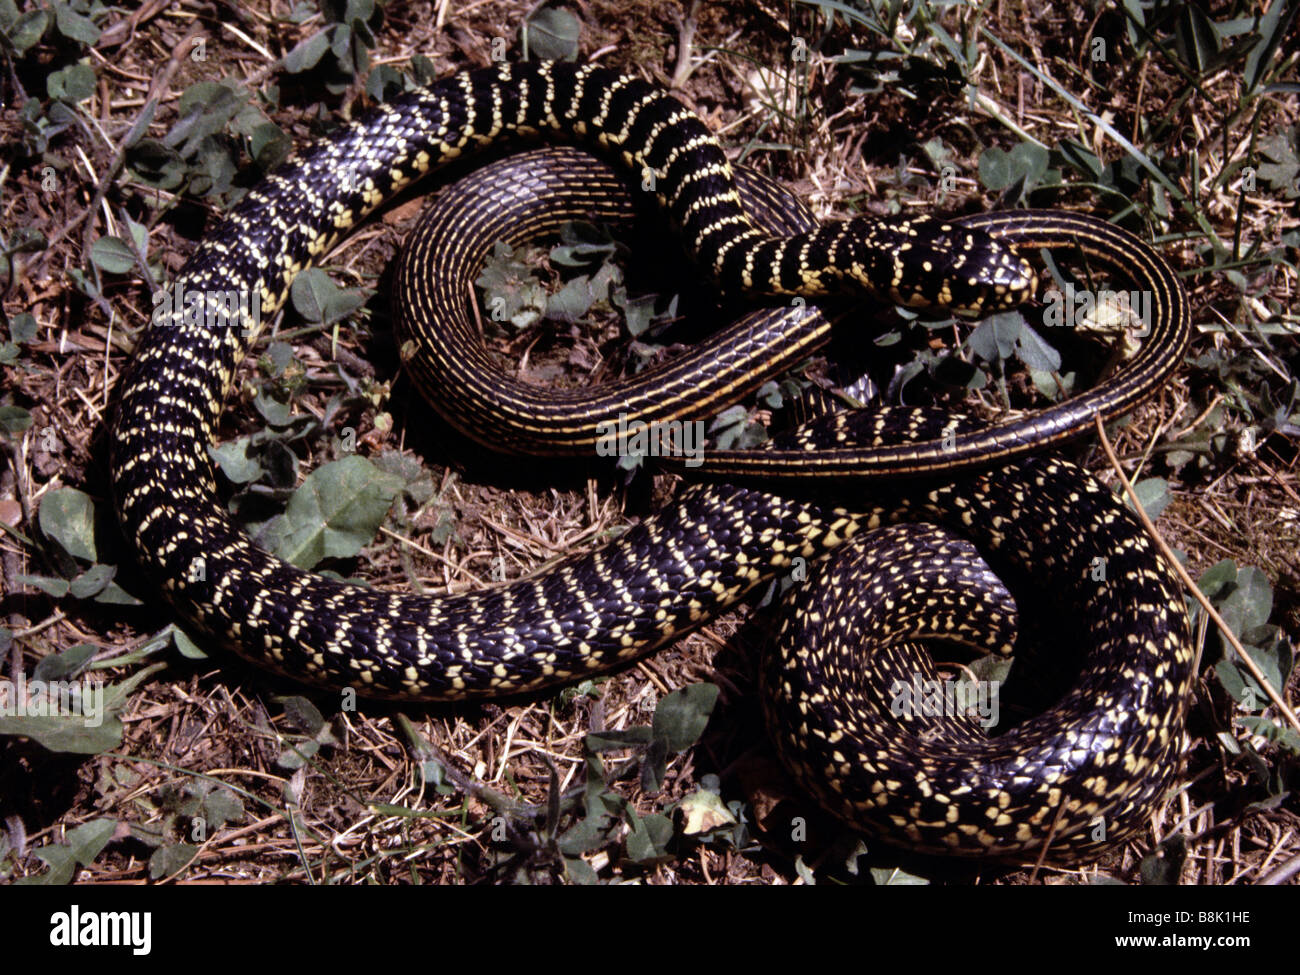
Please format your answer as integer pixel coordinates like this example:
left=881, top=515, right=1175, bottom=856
left=399, top=182, right=1189, bottom=474
left=111, top=60, right=1194, bottom=858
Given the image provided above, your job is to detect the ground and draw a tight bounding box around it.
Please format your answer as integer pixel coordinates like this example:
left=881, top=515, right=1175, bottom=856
left=0, top=0, right=1297, bottom=885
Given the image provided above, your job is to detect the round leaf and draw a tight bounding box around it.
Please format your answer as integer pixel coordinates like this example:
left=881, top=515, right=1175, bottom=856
left=47, top=63, right=97, bottom=102
left=525, top=7, right=581, bottom=61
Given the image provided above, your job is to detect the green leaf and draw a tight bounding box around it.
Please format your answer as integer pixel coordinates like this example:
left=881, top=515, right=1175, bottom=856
left=870, top=866, right=931, bottom=885
left=95, top=581, right=143, bottom=606
left=278, top=695, right=326, bottom=736
left=250, top=121, right=291, bottom=170
left=331, top=22, right=354, bottom=63
left=65, top=818, right=117, bottom=864
left=66, top=267, right=100, bottom=301
left=1240, top=716, right=1300, bottom=755
left=267, top=455, right=404, bottom=569
left=546, top=275, right=597, bottom=322
left=262, top=341, right=295, bottom=377
left=1246, top=0, right=1298, bottom=93
left=6, top=8, right=50, bottom=52
left=98, top=664, right=167, bottom=719
left=90, top=236, right=136, bottom=274
left=550, top=223, right=617, bottom=267
left=966, top=313, right=1022, bottom=363
left=977, top=143, right=1047, bottom=195
left=38, top=487, right=98, bottom=562
left=172, top=628, right=208, bottom=660
left=126, top=138, right=187, bottom=190
left=651, top=683, right=719, bottom=752
left=284, top=29, right=331, bottom=73
left=558, top=797, right=618, bottom=856
left=172, top=82, right=246, bottom=155
left=1218, top=566, right=1273, bottom=637
left=33, top=643, right=97, bottom=681
left=277, top=739, right=319, bottom=770
left=1131, top=477, right=1172, bottom=520
left=290, top=268, right=366, bottom=325
left=344, top=0, right=376, bottom=25
left=409, top=54, right=438, bottom=84
left=366, top=64, right=405, bottom=102
left=0, top=405, right=33, bottom=434
left=524, top=6, right=581, bottom=61
left=979, top=147, right=1014, bottom=190
left=209, top=437, right=265, bottom=484
left=11, top=312, right=37, bottom=343
left=1011, top=320, right=1061, bottom=371
left=620, top=293, right=658, bottom=337
left=17, top=819, right=116, bottom=885
left=625, top=812, right=674, bottom=864
left=149, top=843, right=198, bottom=879
left=1256, top=134, right=1299, bottom=198
left=51, top=2, right=99, bottom=45
left=0, top=712, right=124, bottom=754
left=476, top=242, right=548, bottom=330
left=46, top=62, right=96, bottom=102
left=564, top=856, right=600, bottom=884
left=1010, top=141, right=1049, bottom=183
left=371, top=451, right=434, bottom=506
left=120, top=98, right=158, bottom=150
left=124, top=216, right=149, bottom=257
left=202, top=788, right=245, bottom=829
left=1173, top=3, right=1221, bottom=75
left=585, top=727, right=654, bottom=752
left=1197, top=559, right=1238, bottom=601
left=640, top=735, right=669, bottom=792
left=68, top=563, right=115, bottom=599
left=757, top=381, right=784, bottom=410
left=1057, top=139, right=1103, bottom=180
left=1214, top=633, right=1289, bottom=709
left=253, top=389, right=294, bottom=427
left=17, top=574, right=70, bottom=598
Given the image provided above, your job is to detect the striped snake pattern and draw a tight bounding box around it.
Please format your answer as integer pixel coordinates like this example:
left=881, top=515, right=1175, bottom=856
left=111, top=60, right=1194, bottom=858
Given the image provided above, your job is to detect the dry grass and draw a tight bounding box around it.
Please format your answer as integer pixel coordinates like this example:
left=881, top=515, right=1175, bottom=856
left=1, top=0, right=1297, bottom=885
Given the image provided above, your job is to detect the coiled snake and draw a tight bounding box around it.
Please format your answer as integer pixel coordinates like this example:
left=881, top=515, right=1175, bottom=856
left=111, top=60, right=1194, bottom=859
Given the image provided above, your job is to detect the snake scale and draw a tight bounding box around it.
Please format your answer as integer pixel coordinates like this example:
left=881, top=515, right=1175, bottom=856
left=110, top=59, right=1194, bottom=859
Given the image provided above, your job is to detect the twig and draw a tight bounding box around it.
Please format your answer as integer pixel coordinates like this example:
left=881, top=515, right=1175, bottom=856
left=1259, top=852, right=1300, bottom=886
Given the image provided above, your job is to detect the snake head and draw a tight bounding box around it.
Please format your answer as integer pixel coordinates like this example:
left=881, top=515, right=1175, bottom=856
left=847, top=214, right=1038, bottom=316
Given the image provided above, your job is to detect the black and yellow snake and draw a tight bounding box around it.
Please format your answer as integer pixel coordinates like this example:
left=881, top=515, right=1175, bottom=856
left=111, top=60, right=1194, bottom=859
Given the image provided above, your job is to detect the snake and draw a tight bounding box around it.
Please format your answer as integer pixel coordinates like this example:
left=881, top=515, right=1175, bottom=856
left=110, top=59, right=1194, bottom=859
